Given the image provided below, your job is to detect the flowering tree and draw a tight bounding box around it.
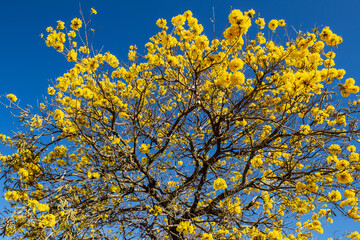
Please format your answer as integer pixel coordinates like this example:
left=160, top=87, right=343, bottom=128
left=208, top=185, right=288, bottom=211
left=1, top=8, right=360, bottom=240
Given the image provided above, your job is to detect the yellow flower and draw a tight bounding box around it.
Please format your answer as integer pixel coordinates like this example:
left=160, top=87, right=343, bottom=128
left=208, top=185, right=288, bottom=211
left=228, top=58, right=244, bottom=72
left=213, top=178, right=227, bottom=190
left=299, top=125, right=311, bottom=134
left=46, top=26, right=53, bottom=33
left=86, top=58, right=99, bottom=71
left=268, top=19, right=278, bottom=31
left=344, top=189, right=356, bottom=198
left=105, top=53, right=119, bottom=68
left=91, top=8, right=97, bottom=15
left=4, top=191, right=19, bottom=201
left=183, top=10, right=193, bottom=19
left=110, top=186, right=120, bottom=192
left=54, top=109, right=65, bottom=121
left=336, top=171, right=353, bottom=184
left=151, top=206, right=162, bottom=216
left=6, top=94, right=17, bottom=102
left=67, top=49, right=77, bottom=62
left=349, top=232, right=360, bottom=240
left=80, top=46, right=90, bottom=54
left=56, top=20, right=65, bottom=30
left=230, top=72, right=245, bottom=86
left=83, top=88, right=94, bottom=99
left=328, top=190, right=341, bottom=201
left=139, top=143, right=150, bottom=154
left=41, top=214, right=56, bottom=227
left=167, top=56, right=178, bottom=66
left=320, top=27, right=332, bottom=41
left=228, top=9, right=243, bottom=25
left=255, top=18, right=265, bottom=29
left=28, top=199, right=39, bottom=211
left=37, top=203, right=50, bottom=212
left=68, top=31, right=76, bottom=38
left=171, top=15, right=186, bottom=26
left=324, top=59, right=335, bottom=68
left=70, top=18, right=82, bottom=31
left=339, top=78, right=359, bottom=97
left=31, top=115, right=43, bottom=128
left=327, top=34, right=342, bottom=46
left=337, top=69, right=346, bottom=79
left=18, top=168, right=29, bottom=181
left=347, top=145, right=356, bottom=152
left=328, top=144, right=341, bottom=155
left=278, top=19, right=286, bottom=27
left=48, top=87, right=56, bottom=95
left=92, top=172, right=100, bottom=179
left=177, top=221, right=196, bottom=235
left=335, top=160, right=349, bottom=170
left=156, top=18, right=168, bottom=29
left=245, top=9, right=255, bottom=18
left=201, top=233, right=214, bottom=240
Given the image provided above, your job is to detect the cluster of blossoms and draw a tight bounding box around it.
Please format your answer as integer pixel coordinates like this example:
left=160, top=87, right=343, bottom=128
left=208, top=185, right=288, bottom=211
left=213, top=178, right=227, bottom=190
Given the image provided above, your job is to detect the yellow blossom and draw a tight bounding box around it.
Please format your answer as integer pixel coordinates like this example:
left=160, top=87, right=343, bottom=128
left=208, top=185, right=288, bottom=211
left=56, top=20, right=65, bottom=30
left=6, top=94, right=17, bottom=102
left=336, top=171, right=353, bottom=184
left=201, top=233, right=214, bottom=240
left=41, top=214, right=56, bottom=227
left=139, top=143, right=150, bottom=154
left=268, top=19, right=278, bottom=31
left=278, top=19, right=286, bottom=26
left=67, top=49, right=77, bottom=62
left=328, top=190, right=341, bottom=201
left=4, top=191, right=20, bottom=201
left=70, top=18, right=82, bottom=30
left=91, top=8, right=97, bottom=14
left=213, top=178, right=227, bottom=190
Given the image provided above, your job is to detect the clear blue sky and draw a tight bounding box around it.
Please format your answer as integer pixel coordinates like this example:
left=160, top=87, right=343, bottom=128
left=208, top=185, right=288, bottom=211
left=1, top=0, right=360, bottom=238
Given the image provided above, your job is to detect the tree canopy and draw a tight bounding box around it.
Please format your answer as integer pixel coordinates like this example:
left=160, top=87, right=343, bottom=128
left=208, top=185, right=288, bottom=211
left=1, top=7, right=360, bottom=240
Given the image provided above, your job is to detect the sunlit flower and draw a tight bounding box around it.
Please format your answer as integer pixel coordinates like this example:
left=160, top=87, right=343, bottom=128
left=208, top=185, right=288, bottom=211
left=268, top=19, right=278, bottom=31
left=213, top=178, right=227, bottom=190
left=70, top=18, right=82, bottom=31
left=6, top=94, right=17, bottom=102
left=91, top=8, right=97, bottom=15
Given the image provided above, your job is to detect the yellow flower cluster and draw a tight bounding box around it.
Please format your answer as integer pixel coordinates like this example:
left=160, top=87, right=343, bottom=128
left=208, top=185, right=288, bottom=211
left=28, top=199, right=50, bottom=212
left=45, top=28, right=66, bottom=52
left=329, top=144, right=342, bottom=155
left=349, top=231, right=360, bottom=240
left=201, top=233, right=214, bottom=240
left=320, top=26, right=343, bottom=46
left=328, top=190, right=341, bottom=201
left=340, top=78, right=360, bottom=97
left=224, top=9, right=253, bottom=41
left=268, top=19, right=285, bottom=31
left=40, top=214, right=56, bottom=227
left=213, top=178, right=227, bottom=190
left=149, top=206, right=162, bottom=216
left=4, top=190, right=28, bottom=201
left=6, top=94, right=17, bottom=102
left=336, top=171, right=353, bottom=184
left=268, top=19, right=278, bottom=31
left=176, top=221, right=196, bottom=235
left=70, top=18, right=82, bottom=31
left=139, top=143, right=150, bottom=154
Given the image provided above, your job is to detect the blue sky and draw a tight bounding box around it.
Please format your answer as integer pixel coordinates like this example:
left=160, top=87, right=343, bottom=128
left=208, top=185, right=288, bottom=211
left=1, top=0, right=360, bottom=238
